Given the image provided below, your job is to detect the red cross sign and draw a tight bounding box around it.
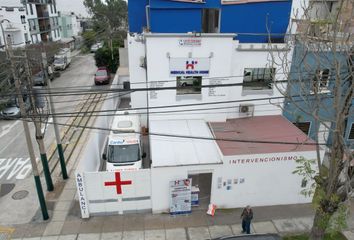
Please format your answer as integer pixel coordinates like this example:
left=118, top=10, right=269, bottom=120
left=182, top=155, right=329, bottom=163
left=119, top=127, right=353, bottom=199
left=104, top=172, right=132, bottom=195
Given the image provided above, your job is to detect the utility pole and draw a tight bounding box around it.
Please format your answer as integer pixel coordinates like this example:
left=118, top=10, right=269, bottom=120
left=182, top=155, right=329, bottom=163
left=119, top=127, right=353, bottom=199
left=41, top=50, right=68, bottom=179
left=23, top=50, right=54, bottom=192
left=2, top=24, right=49, bottom=219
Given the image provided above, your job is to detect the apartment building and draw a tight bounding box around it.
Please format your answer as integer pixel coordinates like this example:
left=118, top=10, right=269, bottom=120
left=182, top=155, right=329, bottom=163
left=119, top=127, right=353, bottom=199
left=0, top=0, right=60, bottom=47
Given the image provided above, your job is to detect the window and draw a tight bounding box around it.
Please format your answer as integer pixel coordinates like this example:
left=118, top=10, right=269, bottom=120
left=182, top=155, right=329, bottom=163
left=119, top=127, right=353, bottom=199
left=28, top=19, right=36, bottom=31
left=50, top=4, right=53, bottom=14
left=31, top=34, right=38, bottom=43
left=5, top=7, right=14, bottom=11
left=57, top=29, right=60, bottom=37
left=54, top=3, right=57, bottom=13
left=29, top=4, right=33, bottom=15
left=24, top=33, right=29, bottom=43
left=349, top=123, right=354, bottom=140
left=202, top=9, right=219, bottom=33
left=176, top=76, right=202, bottom=95
left=54, top=29, right=57, bottom=38
left=20, top=15, right=26, bottom=24
left=243, top=68, right=275, bottom=91
left=293, top=122, right=311, bottom=135
left=312, top=69, right=330, bottom=93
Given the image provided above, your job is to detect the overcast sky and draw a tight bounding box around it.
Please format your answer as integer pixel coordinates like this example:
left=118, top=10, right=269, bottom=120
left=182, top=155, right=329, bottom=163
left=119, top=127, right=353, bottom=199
left=56, top=0, right=90, bottom=17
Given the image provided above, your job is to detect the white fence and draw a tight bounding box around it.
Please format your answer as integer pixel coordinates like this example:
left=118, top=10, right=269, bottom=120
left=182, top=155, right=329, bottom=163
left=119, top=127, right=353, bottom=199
left=76, top=169, right=152, bottom=217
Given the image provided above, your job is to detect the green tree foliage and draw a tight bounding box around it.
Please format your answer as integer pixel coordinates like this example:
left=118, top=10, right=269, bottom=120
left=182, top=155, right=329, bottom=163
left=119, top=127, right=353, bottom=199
left=82, top=30, right=97, bottom=50
left=94, top=46, right=119, bottom=73
left=84, top=0, right=126, bottom=71
left=83, top=0, right=127, bottom=43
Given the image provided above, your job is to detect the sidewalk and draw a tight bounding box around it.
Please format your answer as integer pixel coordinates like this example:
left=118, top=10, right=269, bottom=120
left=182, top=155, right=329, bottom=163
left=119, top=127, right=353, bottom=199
left=8, top=170, right=354, bottom=240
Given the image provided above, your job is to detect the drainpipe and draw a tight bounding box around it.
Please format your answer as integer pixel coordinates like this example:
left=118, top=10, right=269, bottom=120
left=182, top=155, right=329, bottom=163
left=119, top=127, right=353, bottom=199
left=145, top=5, right=150, bottom=31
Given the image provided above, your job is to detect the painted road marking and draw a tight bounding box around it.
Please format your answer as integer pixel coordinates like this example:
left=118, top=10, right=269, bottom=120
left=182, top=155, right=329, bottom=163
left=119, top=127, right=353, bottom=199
left=0, top=120, right=19, bottom=138
left=0, top=158, right=32, bottom=180
left=0, top=128, right=25, bottom=154
left=41, top=117, right=53, bottom=135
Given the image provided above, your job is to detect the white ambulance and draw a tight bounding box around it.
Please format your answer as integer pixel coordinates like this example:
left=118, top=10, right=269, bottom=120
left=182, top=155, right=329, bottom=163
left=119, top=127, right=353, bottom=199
left=103, top=111, right=146, bottom=171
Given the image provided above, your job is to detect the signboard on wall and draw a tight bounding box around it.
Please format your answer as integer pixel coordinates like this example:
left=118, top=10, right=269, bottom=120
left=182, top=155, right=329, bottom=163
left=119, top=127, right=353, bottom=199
left=75, top=172, right=89, bottom=218
left=179, top=38, right=202, bottom=47
left=75, top=170, right=152, bottom=217
left=169, top=178, right=192, bottom=215
left=170, top=58, right=210, bottom=77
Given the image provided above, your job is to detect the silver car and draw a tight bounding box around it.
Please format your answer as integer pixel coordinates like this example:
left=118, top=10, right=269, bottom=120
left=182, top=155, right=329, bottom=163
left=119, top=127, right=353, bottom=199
left=0, top=97, right=30, bottom=119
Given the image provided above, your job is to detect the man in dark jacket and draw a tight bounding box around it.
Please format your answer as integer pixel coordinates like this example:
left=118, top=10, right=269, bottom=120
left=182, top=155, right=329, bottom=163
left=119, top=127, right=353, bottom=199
left=241, top=205, right=253, bottom=234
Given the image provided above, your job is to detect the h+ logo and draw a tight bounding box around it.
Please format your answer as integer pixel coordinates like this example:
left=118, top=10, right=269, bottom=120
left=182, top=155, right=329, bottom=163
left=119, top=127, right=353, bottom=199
left=186, top=60, right=198, bottom=70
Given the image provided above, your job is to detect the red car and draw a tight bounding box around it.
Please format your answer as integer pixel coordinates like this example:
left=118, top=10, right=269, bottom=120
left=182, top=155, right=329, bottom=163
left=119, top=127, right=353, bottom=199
left=94, top=67, right=110, bottom=85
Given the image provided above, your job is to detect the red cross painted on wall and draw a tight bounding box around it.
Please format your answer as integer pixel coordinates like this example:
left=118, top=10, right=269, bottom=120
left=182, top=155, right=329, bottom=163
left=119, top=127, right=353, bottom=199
left=104, top=172, right=132, bottom=195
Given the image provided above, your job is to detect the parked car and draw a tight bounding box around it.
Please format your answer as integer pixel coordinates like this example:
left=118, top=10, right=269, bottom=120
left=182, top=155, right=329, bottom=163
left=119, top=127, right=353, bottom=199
left=0, top=96, right=30, bottom=120
left=213, top=234, right=281, bottom=240
left=90, top=44, right=99, bottom=53
left=33, top=70, right=53, bottom=86
left=94, top=67, right=110, bottom=85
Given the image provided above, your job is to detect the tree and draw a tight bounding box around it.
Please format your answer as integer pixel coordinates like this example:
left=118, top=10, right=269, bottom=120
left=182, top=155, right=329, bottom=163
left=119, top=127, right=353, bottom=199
left=271, top=0, right=354, bottom=239
left=83, top=0, right=127, bottom=55
left=94, top=45, right=119, bottom=73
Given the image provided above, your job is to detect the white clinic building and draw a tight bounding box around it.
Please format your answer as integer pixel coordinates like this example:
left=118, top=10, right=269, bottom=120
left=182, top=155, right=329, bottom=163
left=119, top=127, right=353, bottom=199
left=74, top=0, right=323, bottom=217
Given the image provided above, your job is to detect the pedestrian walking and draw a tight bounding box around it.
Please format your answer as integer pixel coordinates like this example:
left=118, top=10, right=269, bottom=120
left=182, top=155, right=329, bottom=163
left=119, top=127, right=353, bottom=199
left=241, top=205, right=253, bottom=234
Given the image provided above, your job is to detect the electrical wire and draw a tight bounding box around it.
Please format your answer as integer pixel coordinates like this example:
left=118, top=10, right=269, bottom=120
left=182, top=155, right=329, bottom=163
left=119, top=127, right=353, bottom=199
left=13, top=115, right=330, bottom=146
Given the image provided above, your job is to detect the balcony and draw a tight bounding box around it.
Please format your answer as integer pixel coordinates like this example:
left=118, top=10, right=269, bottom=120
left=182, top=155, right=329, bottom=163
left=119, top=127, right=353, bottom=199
left=37, top=11, right=49, bottom=19
left=30, top=25, right=40, bottom=33
left=39, top=24, right=51, bottom=33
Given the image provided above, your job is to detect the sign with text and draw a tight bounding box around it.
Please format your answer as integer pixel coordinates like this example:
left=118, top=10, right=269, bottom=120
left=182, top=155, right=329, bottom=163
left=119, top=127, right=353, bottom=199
left=169, top=178, right=192, bottom=215
left=178, top=38, right=202, bottom=47
left=170, top=58, right=210, bottom=77
left=228, top=155, right=299, bottom=165
left=75, top=172, right=89, bottom=218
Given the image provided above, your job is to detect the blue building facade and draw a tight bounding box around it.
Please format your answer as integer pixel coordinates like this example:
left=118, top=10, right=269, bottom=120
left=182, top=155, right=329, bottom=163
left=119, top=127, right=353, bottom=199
left=128, top=0, right=292, bottom=43
left=283, top=43, right=354, bottom=149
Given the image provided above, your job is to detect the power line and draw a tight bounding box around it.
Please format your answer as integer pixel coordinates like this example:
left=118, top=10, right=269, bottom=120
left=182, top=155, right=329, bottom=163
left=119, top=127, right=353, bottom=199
left=22, top=93, right=335, bottom=118
left=15, top=116, right=329, bottom=146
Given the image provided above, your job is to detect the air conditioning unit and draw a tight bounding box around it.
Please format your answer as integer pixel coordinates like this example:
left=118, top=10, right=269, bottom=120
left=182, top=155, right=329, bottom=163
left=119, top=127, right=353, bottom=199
left=239, top=104, right=254, bottom=116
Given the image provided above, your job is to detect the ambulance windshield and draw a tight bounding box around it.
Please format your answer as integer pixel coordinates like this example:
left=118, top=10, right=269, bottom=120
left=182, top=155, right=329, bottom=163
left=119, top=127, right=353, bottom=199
left=108, top=144, right=140, bottom=163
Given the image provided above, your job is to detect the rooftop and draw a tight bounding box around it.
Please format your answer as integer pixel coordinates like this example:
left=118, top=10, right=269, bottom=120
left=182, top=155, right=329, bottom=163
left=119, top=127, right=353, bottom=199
left=149, top=119, right=222, bottom=167
left=209, top=115, right=317, bottom=156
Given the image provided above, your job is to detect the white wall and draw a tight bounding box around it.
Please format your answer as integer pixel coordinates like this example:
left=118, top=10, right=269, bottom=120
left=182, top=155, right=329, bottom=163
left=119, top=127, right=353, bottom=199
left=79, top=169, right=152, bottom=216
left=128, top=34, right=291, bottom=124
left=127, top=34, right=148, bottom=126
left=77, top=72, right=121, bottom=172
left=151, top=151, right=318, bottom=213
left=0, top=5, right=30, bottom=47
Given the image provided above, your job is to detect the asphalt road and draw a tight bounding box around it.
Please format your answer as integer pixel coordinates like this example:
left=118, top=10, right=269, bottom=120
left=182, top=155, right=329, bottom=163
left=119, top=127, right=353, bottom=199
left=0, top=53, right=97, bottom=184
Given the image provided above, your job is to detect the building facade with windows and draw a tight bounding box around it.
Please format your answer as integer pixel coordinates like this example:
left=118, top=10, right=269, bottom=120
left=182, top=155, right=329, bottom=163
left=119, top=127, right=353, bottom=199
left=121, top=0, right=325, bottom=213
left=58, top=11, right=81, bottom=38
left=0, top=0, right=60, bottom=47
left=0, top=1, right=31, bottom=47
left=128, top=0, right=305, bottom=125
left=283, top=0, right=354, bottom=150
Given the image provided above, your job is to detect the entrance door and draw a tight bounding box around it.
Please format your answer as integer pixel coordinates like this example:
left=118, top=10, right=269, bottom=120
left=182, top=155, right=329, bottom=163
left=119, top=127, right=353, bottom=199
left=188, top=173, right=212, bottom=210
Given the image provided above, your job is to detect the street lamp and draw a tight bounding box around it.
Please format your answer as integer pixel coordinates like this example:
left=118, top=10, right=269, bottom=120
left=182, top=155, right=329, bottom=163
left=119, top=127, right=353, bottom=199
left=1, top=18, right=49, bottom=221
